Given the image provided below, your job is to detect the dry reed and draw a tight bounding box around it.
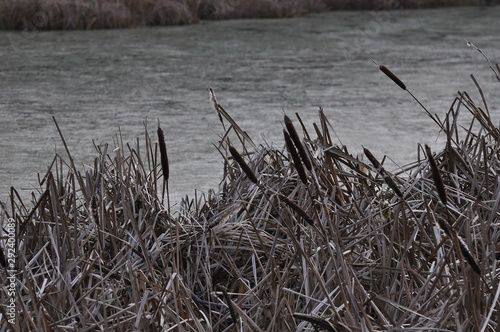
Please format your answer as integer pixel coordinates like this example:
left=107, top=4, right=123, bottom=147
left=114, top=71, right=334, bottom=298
left=1, top=64, right=500, bottom=331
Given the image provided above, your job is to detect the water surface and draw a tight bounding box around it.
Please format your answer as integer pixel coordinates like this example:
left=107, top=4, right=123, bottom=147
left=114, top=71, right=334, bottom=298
left=1, top=6, right=499, bottom=205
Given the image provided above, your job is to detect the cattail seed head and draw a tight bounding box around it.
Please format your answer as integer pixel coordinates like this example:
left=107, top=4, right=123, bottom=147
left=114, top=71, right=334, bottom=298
left=364, top=148, right=403, bottom=198
left=229, top=145, right=258, bottom=184
left=363, top=147, right=381, bottom=170
left=425, top=145, right=447, bottom=206
left=380, top=65, right=407, bottom=90
left=458, top=238, right=481, bottom=276
left=458, top=237, right=482, bottom=276
left=277, top=193, right=314, bottom=226
left=284, top=130, right=308, bottom=184
left=157, top=126, right=169, bottom=181
left=384, top=175, right=404, bottom=198
left=284, top=114, right=312, bottom=171
left=436, top=218, right=452, bottom=237
left=436, top=218, right=481, bottom=276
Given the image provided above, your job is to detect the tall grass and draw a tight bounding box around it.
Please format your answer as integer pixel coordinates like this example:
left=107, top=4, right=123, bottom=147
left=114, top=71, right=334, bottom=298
left=0, top=0, right=497, bottom=30
left=1, top=62, right=500, bottom=330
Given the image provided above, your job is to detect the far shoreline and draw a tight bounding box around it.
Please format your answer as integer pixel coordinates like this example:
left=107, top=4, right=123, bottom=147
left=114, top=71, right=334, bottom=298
left=1, top=0, right=498, bottom=31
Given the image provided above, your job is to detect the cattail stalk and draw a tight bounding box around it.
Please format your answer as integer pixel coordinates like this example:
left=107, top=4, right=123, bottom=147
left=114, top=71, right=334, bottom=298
left=284, top=130, right=308, bottom=184
left=229, top=145, right=258, bottom=184
left=378, top=64, right=443, bottom=129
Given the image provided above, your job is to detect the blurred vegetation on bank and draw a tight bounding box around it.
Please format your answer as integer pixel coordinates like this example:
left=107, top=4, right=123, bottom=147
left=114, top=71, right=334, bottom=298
left=0, top=0, right=498, bottom=30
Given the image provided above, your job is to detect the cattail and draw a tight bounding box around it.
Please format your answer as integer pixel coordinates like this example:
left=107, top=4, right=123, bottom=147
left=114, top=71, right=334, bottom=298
left=458, top=237, right=482, bottom=276
left=277, top=193, right=314, bottom=225
left=384, top=174, right=404, bottom=198
left=425, top=145, right=447, bottom=206
left=379, top=65, right=406, bottom=90
left=157, top=126, right=169, bottom=181
left=363, top=148, right=403, bottom=198
left=436, top=218, right=481, bottom=276
left=284, top=114, right=312, bottom=171
left=284, top=130, right=308, bottom=184
left=363, top=147, right=381, bottom=169
left=229, top=145, right=258, bottom=184
left=436, top=218, right=452, bottom=237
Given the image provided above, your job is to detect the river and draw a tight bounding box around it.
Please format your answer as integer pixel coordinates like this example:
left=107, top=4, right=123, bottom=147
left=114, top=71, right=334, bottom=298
left=1, top=6, right=499, bottom=206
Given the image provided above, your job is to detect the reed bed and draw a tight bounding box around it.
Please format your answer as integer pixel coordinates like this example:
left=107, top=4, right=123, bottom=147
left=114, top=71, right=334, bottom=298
left=1, top=66, right=500, bottom=331
left=0, top=0, right=497, bottom=30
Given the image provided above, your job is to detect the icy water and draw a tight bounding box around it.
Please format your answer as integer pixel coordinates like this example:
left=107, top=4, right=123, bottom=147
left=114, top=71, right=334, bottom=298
left=1, top=6, right=499, bottom=206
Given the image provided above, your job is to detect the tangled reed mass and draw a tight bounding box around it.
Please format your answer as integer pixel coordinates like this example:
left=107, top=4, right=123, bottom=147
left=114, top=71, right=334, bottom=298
left=1, top=65, right=500, bottom=331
